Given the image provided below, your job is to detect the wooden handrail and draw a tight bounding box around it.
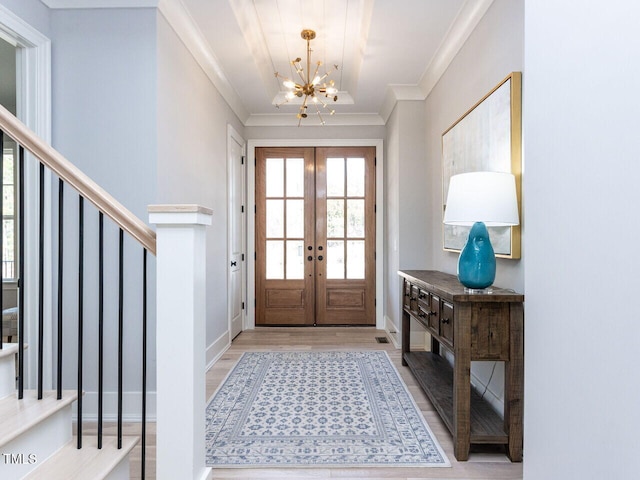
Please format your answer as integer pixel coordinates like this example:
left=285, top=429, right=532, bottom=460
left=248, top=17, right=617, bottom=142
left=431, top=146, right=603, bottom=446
left=0, top=104, right=156, bottom=255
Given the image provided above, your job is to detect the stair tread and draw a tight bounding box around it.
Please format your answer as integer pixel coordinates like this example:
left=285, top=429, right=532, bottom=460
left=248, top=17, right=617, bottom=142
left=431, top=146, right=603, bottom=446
left=0, top=390, right=77, bottom=448
left=23, top=436, right=138, bottom=480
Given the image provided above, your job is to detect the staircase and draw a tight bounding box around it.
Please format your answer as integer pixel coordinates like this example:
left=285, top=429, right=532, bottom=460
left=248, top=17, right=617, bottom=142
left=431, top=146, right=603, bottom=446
left=0, top=346, right=138, bottom=479
left=0, top=104, right=151, bottom=479
left=0, top=99, right=212, bottom=478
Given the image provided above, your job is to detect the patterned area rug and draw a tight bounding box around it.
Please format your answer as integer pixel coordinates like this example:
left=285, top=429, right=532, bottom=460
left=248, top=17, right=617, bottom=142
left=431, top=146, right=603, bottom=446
left=205, top=351, right=450, bottom=467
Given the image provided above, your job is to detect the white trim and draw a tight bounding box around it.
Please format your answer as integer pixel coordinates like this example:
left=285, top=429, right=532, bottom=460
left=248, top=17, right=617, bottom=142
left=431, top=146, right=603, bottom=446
left=74, top=391, right=157, bottom=422
left=418, top=0, right=495, bottom=99
left=206, top=330, right=231, bottom=373
left=41, top=0, right=159, bottom=7
left=246, top=138, right=384, bottom=330
left=245, top=113, right=385, bottom=127
left=380, top=0, right=495, bottom=123
left=384, top=315, right=400, bottom=349
left=0, top=4, right=52, bottom=391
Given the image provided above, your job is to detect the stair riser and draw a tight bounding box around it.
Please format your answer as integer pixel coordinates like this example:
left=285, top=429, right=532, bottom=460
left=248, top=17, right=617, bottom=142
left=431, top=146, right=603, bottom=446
left=0, top=354, right=15, bottom=399
left=0, top=404, right=72, bottom=479
left=105, top=456, right=130, bottom=480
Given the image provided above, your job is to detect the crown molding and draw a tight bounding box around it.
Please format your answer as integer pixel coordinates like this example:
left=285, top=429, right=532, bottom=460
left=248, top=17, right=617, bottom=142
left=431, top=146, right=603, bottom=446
left=380, top=0, right=495, bottom=124
left=418, top=0, right=495, bottom=97
left=41, top=0, right=159, bottom=7
left=157, top=0, right=250, bottom=123
left=244, top=112, right=384, bottom=128
left=379, top=85, right=425, bottom=122
left=41, top=0, right=494, bottom=128
left=41, top=0, right=250, bottom=123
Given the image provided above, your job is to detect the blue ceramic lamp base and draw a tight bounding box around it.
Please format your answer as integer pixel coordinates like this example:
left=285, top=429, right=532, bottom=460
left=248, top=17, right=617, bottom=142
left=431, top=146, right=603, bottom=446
left=457, top=221, right=496, bottom=291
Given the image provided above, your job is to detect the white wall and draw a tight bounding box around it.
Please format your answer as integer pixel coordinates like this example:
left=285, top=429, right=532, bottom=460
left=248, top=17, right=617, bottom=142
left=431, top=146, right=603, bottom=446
left=523, top=1, right=640, bottom=478
left=156, top=13, right=245, bottom=364
left=423, top=0, right=524, bottom=413
left=50, top=7, right=158, bottom=417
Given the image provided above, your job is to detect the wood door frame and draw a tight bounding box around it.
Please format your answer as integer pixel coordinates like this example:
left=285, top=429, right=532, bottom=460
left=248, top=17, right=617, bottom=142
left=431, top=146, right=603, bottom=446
left=246, top=139, right=384, bottom=330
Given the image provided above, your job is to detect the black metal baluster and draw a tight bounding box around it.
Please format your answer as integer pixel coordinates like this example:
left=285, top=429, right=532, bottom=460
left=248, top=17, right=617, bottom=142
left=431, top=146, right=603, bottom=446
left=17, top=145, right=25, bottom=399
left=98, top=212, right=104, bottom=449
left=141, top=248, right=147, bottom=478
left=57, top=180, right=64, bottom=400
left=77, top=196, right=84, bottom=449
left=38, top=162, right=44, bottom=399
left=0, top=130, right=4, bottom=350
left=117, top=228, right=123, bottom=449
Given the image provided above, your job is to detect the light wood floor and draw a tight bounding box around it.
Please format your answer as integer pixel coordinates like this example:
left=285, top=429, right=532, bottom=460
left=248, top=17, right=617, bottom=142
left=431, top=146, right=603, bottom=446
left=124, top=327, right=524, bottom=479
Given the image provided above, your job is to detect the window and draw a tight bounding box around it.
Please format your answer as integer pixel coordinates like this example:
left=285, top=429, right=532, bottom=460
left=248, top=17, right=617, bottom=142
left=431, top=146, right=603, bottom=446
left=3, top=140, right=17, bottom=280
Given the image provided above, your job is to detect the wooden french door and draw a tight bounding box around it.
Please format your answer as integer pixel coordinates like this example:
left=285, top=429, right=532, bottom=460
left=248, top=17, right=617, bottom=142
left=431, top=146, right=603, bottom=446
left=256, top=146, right=375, bottom=326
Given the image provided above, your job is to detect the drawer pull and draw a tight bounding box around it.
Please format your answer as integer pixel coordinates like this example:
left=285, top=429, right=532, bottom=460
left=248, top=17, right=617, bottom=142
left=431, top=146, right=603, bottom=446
left=418, top=293, right=426, bottom=299
left=418, top=312, right=426, bottom=318
left=442, top=317, right=451, bottom=324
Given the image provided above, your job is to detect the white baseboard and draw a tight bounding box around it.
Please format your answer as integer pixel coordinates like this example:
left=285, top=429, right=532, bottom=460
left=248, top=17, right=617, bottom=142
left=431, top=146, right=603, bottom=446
left=75, top=391, right=157, bottom=422
left=384, top=315, right=400, bottom=348
left=206, top=330, right=231, bottom=372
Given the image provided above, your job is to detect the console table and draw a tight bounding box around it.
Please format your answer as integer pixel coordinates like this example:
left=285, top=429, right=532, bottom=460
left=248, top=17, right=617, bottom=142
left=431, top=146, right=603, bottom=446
left=399, top=270, right=524, bottom=461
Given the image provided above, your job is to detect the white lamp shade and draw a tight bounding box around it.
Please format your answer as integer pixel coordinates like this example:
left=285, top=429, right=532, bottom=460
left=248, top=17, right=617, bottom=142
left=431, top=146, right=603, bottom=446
left=443, top=172, right=519, bottom=226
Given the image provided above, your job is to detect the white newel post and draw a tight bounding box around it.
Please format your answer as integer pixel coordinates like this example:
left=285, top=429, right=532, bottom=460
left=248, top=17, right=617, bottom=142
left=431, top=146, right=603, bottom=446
left=149, top=205, right=213, bottom=480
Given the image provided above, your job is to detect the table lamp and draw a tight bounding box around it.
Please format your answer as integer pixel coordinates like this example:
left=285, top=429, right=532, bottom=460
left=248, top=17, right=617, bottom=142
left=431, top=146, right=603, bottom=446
left=443, top=171, right=519, bottom=291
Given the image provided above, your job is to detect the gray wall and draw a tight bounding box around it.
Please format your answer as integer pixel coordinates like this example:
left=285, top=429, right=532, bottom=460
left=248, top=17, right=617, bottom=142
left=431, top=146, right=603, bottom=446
left=384, top=100, right=428, bottom=342
left=156, top=12, right=245, bottom=356
left=421, top=0, right=524, bottom=413
left=49, top=7, right=158, bottom=415
left=425, top=0, right=524, bottom=290
left=0, top=0, right=50, bottom=38
left=523, top=1, right=640, bottom=478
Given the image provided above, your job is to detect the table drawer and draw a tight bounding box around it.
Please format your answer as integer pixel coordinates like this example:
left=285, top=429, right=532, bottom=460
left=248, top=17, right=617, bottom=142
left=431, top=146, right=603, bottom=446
left=403, top=280, right=411, bottom=310
left=440, top=301, right=454, bottom=348
left=410, top=285, right=420, bottom=312
left=417, top=288, right=430, bottom=310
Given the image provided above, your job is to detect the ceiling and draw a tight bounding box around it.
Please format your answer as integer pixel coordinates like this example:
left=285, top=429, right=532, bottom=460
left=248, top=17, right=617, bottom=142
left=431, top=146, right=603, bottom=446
left=38, top=0, right=494, bottom=126
left=178, top=0, right=494, bottom=126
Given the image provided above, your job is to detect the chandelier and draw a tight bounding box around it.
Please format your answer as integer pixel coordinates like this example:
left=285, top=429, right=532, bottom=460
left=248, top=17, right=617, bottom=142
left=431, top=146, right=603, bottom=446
left=275, top=29, right=339, bottom=126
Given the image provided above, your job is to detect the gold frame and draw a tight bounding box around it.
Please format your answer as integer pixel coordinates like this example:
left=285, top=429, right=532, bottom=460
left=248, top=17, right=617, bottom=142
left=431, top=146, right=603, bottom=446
left=442, top=72, right=522, bottom=259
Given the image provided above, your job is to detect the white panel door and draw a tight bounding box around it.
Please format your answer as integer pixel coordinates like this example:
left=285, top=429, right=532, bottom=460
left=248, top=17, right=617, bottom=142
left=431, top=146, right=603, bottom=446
left=228, top=129, right=245, bottom=340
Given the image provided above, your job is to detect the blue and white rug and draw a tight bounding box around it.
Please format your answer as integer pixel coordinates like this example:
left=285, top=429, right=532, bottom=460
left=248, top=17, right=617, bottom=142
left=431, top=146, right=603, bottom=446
left=205, top=351, right=450, bottom=467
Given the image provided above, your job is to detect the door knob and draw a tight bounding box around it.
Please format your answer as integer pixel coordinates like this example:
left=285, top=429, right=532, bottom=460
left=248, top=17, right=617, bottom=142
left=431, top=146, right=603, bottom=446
left=317, top=255, right=323, bottom=261
left=307, top=256, right=313, bottom=261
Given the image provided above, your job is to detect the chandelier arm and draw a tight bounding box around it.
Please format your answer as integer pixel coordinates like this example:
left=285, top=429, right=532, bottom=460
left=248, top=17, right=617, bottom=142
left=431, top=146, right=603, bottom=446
left=298, top=96, right=309, bottom=117
left=294, top=62, right=307, bottom=84
left=312, top=62, right=322, bottom=85
left=314, top=103, right=325, bottom=125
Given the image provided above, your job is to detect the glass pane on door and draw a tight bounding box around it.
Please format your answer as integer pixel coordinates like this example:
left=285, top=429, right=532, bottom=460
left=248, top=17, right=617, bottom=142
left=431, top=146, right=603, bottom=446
left=265, top=156, right=306, bottom=280
left=324, top=157, right=367, bottom=281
